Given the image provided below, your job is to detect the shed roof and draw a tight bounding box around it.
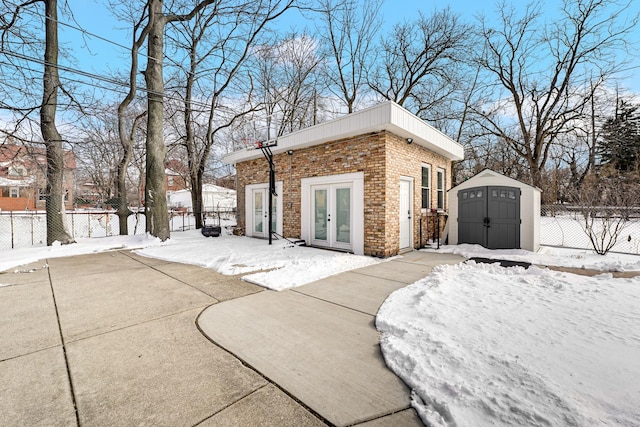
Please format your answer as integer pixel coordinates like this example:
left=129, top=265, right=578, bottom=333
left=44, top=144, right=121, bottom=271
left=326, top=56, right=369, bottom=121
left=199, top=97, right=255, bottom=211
left=223, top=101, right=464, bottom=164
left=450, top=169, right=541, bottom=192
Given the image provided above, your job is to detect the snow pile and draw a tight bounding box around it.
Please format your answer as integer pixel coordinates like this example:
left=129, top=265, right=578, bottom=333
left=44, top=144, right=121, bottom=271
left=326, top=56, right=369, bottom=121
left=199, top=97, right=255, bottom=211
left=377, top=261, right=640, bottom=427
left=430, top=244, right=640, bottom=271
left=135, top=230, right=380, bottom=291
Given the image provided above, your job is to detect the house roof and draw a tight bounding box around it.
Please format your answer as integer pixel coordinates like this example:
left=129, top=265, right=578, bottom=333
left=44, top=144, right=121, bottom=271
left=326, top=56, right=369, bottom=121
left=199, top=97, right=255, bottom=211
left=169, top=184, right=236, bottom=195
left=223, top=101, right=464, bottom=165
left=0, top=176, right=34, bottom=187
left=0, top=144, right=76, bottom=170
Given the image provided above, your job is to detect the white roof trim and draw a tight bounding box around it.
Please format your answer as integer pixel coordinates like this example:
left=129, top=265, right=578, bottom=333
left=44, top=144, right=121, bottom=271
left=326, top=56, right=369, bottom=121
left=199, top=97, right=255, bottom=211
left=223, top=101, right=464, bottom=164
left=449, top=169, right=542, bottom=192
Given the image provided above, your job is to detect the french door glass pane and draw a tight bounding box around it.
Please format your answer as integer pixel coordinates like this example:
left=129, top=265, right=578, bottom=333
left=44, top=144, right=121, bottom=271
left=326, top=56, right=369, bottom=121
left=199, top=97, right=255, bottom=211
left=271, top=200, right=277, bottom=233
left=314, top=189, right=327, bottom=240
left=335, top=188, right=351, bottom=243
left=254, top=191, right=263, bottom=233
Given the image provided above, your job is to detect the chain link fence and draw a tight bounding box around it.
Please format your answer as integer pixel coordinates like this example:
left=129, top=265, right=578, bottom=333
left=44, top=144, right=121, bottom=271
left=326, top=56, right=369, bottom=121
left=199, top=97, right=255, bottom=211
left=540, top=205, right=640, bottom=254
left=3, top=207, right=640, bottom=255
left=0, top=209, right=236, bottom=250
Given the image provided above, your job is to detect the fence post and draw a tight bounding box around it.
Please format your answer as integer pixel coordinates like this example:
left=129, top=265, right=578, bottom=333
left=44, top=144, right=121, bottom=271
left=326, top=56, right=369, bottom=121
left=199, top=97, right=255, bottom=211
left=10, top=211, right=15, bottom=249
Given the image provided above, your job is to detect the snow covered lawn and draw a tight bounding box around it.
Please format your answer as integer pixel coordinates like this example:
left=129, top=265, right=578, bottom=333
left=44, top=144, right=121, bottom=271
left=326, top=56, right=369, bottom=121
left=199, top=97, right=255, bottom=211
left=377, top=249, right=640, bottom=426
left=0, top=228, right=380, bottom=291
left=134, top=230, right=380, bottom=290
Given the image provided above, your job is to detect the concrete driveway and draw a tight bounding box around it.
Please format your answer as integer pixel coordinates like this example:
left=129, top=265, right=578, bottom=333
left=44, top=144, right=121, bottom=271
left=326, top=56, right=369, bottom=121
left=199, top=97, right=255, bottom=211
left=0, top=249, right=464, bottom=426
left=198, top=251, right=465, bottom=427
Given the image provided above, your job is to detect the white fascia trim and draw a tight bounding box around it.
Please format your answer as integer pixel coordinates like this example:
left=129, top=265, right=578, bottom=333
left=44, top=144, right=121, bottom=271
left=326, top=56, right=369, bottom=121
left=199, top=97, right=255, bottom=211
left=223, top=101, right=464, bottom=165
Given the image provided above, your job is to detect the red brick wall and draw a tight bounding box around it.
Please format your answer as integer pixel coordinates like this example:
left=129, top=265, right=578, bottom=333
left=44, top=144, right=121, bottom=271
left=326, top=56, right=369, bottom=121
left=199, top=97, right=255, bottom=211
left=0, top=196, right=36, bottom=211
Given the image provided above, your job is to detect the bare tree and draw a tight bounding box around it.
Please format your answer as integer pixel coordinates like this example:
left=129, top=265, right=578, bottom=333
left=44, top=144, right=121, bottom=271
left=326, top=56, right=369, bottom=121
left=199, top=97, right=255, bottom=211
left=109, top=1, right=149, bottom=235
left=367, top=8, right=470, bottom=118
left=474, top=0, right=637, bottom=188
left=1, top=0, right=75, bottom=245
left=567, top=168, right=640, bottom=255
left=138, top=0, right=218, bottom=241
left=251, top=32, right=324, bottom=137
left=166, top=0, right=295, bottom=229
left=316, top=0, right=381, bottom=113
left=74, top=117, right=120, bottom=207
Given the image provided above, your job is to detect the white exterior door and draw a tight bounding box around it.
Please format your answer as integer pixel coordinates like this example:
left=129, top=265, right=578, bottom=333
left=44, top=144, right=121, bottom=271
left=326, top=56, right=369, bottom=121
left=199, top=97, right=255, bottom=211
left=301, top=172, right=364, bottom=255
left=399, top=178, right=413, bottom=250
left=251, top=188, right=267, bottom=238
left=311, top=183, right=353, bottom=251
left=245, top=182, right=282, bottom=238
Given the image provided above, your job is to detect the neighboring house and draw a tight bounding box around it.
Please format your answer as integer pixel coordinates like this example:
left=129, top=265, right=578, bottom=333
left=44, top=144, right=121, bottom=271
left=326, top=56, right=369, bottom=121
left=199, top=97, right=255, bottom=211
left=139, top=162, right=189, bottom=206
left=167, top=184, right=236, bottom=212
left=165, top=159, right=189, bottom=192
left=75, top=182, right=103, bottom=208
left=223, top=101, right=464, bottom=257
left=215, top=174, right=236, bottom=190
left=0, top=144, right=76, bottom=211
left=165, top=168, right=189, bottom=192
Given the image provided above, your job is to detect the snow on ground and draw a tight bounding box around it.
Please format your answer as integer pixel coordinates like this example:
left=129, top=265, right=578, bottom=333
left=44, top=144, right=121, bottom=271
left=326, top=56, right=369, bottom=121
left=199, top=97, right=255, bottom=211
left=134, top=229, right=380, bottom=290
left=0, top=227, right=380, bottom=291
left=0, top=233, right=164, bottom=274
left=377, top=259, right=640, bottom=427
left=3, top=225, right=640, bottom=426
left=431, top=243, right=640, bottom=271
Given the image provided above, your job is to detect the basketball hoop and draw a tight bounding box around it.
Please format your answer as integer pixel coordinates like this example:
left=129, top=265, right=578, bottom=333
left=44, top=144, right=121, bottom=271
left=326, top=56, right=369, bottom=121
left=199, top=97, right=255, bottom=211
left=240, top=138, right=277, bottom=151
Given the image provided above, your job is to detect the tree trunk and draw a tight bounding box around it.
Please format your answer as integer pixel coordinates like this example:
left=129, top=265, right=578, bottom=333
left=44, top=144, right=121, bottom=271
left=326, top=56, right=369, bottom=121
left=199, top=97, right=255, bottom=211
left=143, top=0, right=170, bottom=241
left=41, top=0, right=74, bottom=246
left=116, top=143, right=133, bottom=235
left=190, top=170, right=204, bottom=228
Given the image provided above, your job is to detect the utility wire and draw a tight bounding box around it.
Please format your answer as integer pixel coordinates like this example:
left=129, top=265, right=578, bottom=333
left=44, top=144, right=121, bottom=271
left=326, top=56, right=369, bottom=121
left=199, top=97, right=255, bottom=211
left=1, top=48, right=227, bottom=111
left=4, top=0, right=200, bottom=71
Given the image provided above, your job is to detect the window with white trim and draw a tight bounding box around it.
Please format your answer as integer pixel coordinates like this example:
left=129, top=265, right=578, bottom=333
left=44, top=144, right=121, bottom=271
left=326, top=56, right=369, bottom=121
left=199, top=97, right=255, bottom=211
left=9, top=166, right=26, bottom=176
left=437, top=168, right=445, bottom=210
left=421, top=165, right=431, bottom=209
left=10, top=187, right=19, bottom=198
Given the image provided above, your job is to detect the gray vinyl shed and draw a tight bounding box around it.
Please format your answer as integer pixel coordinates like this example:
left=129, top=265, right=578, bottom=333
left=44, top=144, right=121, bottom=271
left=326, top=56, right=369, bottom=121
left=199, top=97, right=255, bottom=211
left=447, top=169, right=541, bottom=252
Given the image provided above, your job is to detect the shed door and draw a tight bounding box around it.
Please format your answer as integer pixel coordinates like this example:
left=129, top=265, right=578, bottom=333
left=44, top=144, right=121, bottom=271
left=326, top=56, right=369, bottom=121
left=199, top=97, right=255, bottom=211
left=458, top=186, right=520, bottom=249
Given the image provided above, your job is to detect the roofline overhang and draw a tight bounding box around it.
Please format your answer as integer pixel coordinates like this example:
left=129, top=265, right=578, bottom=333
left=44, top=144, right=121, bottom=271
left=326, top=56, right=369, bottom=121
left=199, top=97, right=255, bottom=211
left=223, top=101, right=464, bottom=165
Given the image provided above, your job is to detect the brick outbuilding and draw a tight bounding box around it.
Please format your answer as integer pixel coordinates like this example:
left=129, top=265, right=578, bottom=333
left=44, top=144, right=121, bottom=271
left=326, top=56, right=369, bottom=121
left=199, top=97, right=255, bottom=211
left=223, top=101, right=464, bottom=257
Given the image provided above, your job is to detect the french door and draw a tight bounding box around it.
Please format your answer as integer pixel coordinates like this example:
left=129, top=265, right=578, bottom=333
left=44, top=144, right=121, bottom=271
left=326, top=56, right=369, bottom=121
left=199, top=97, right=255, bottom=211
left=311, top=184, right=352, bottom=251
left=251, top=188, right=277, bottom=238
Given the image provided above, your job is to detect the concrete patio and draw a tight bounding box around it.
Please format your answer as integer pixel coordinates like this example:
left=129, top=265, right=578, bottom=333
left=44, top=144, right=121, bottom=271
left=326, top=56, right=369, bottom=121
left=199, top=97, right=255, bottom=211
left=0, top=249, right=464, bottom=426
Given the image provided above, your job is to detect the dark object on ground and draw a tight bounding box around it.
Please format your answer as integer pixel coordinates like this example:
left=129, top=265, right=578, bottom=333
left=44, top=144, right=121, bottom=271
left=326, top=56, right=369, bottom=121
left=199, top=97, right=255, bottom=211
left=201, top=225, right=221, bottom=237
left=468, top=257, right=531, bottom=269
left=201, top=215, right=221, bottom=237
